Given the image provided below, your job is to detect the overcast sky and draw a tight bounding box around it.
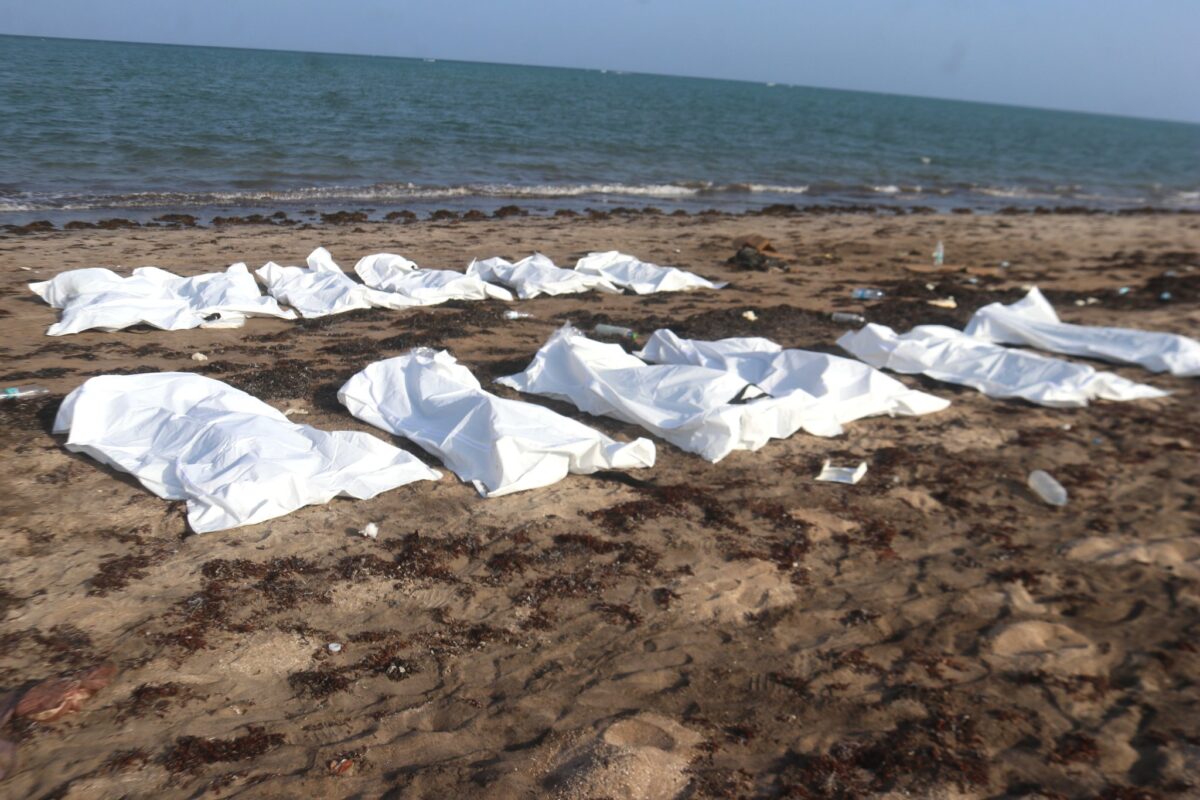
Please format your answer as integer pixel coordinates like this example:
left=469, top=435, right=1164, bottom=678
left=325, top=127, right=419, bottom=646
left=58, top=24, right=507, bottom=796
left=2, top=0, right=1197, bottom=123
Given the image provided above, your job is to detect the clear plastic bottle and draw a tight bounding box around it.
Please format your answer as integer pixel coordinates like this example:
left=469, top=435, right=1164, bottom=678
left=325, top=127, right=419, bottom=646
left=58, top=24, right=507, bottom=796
left=594, top=323, right=637, bottom=340
left=503, top=310, right=533, bottom=320
left=831, top=312, right=866, bottom=325
left=933, top=240, right=945, bottom=266
left=851, top=288, right=885, bottom=301
left=1, top=385, right=49, bottom=401
left=1027, top=470, right=1068, bottom=507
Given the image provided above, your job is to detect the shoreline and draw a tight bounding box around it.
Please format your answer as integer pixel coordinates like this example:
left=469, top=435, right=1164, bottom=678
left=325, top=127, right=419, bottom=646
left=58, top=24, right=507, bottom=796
left=1, top=212, right=1198, bottom=797
left=3, top=202, right=1198, bottom=238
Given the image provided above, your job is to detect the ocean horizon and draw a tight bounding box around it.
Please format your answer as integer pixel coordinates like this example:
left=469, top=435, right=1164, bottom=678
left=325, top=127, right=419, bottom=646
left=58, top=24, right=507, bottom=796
left=2, top=33, right=1198, bottom=224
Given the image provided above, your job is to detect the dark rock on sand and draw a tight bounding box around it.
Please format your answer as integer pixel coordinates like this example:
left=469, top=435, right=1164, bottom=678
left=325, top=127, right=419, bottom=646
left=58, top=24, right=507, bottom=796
left=463, top=210, right=488, bottom=221
left=430, top=209, right=460, bottom=221
left=153, top=214, right=199, bottom=226
left=385, top=210, right=417, bottom=222
left=493, top=205, right=526, bottom=218
left=3, top=220, right=56, bottom=235
left=320, top=210, right=370, bottom=225
left=95, top=218, right=140, bottom=230
left=727, top=245, right=787, bottom=272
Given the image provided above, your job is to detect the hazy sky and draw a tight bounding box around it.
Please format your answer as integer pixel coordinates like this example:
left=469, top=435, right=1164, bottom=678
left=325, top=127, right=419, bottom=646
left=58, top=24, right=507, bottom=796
left=2, top=0, right=1197, bottom=123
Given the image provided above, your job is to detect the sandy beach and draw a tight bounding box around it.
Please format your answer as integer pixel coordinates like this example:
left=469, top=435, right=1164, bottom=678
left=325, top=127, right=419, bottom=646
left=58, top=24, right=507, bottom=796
left=1, top=209, right=1198, bottom=798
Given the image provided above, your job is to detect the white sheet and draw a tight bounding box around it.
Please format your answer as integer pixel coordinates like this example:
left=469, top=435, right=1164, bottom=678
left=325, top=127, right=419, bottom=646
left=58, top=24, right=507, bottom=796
left=53, top=373, right=440, bottom=533
left=838, top=323, right=1168, bottom=407
left=256, top=247, right=411, bottom=318
left=354, top=252, right=514, bottom=305
left=498, top=325, right=844, bottom=461
left=574, top=251, right=727, bottom=294
left=29, top=263, right=296, bottom=335
left=338, top=349, right=654, bottom=497
left=636, top=329, right=948, bottom=424
left=466, top=253, right=620, bottom=299
left=965, top=287, right=1200, bottom=377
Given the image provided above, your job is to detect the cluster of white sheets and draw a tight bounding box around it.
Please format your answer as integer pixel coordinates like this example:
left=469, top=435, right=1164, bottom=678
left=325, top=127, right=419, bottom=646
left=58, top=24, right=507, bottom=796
left=31, top=249, right=724, bottom=332
left=40, top=255, right=1192, bottom=534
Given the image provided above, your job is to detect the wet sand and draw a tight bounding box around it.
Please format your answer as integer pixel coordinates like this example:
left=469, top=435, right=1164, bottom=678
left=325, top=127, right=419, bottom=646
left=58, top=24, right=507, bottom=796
left=1, top=211, right=1198, bottom=798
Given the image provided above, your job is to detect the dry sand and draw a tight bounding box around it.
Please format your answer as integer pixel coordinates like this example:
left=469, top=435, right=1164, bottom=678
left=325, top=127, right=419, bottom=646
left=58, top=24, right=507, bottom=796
left=0, top=210, right=1198, bottom=798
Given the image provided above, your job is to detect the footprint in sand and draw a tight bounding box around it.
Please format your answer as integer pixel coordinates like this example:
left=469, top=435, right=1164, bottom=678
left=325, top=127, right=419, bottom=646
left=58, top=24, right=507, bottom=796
left=543, top=713, right=702, bottom=800
left=988, top=620, right=1105, bottom=676
left=1065, top=536, right=1200, bottom=580
left=673, top=559, right=796, bottom=624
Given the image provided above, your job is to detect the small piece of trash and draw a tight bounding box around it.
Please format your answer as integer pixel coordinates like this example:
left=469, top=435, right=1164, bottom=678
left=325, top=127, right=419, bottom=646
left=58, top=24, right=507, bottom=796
left=359, top=522, right=379, bottom=540
left=503, top=310, right=532, bottom=320
left=927, top=297, right=957, bottom=309
left=1027, top=469, right=1068, bottom=507
left=328, top=757, right=355, bottom=775
left=1160, top=291, right=1172, bottom=302
left=1117, top=286, right=1131, bottom=295
left=19, top=267, right=32, bottom=271
left=1000, top=261, right=1011, bottom=268
left=1085, top=297, right=1099, bottom=305
left=190, top=353, right=209, bottom=362
left=742, top=310, right=758, bottom=321
left=924, top=282, right=937, bottom=291
left=815, top=460, right=868, bottom=485
left=283, top=407, right=310, bottom=416
left=1074, top=299, right=1086, bottom=307
left=327, top=642, right=342, bottom=654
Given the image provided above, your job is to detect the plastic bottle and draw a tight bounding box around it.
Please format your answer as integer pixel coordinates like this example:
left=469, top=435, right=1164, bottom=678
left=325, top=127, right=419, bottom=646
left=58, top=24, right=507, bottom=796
left=933, top=241, right=945, bottom=266
left=594, top=323, right=637, bottom=340
left=1027, top=470, right=1068, bottom=507
left=851, top=288, right=885, bottom=301
left=831, top=312, right=866, bottom=325
left=503, top=310, right=533, bottom=320
left=1, top=385, right=49, bottom=401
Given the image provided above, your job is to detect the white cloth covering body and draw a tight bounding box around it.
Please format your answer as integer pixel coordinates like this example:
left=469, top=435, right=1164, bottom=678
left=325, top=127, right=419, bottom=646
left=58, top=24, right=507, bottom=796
left=338, top=349, right=655, bottom=497
left=353, top=252, right=513, bottom=305
left=466, top=254, right=620, bottom=299
left=573, top=251, right=727, bottom=294
left=838, top=323, right=1167, bottom=407
left=965, top=287, right=1200, bottom=377
left=54, top=373, right=440, bottom=532
left=497, top=325, right=854, bottom=461
left=30, top=263, right=295, bottom=335
left=636, top=329, right=948, bottom=425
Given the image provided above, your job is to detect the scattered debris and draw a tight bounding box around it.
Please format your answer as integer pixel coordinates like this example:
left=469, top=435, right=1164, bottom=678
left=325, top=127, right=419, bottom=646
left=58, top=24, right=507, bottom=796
left=327, top=642, right=343, bottom=654
left=742, top=310, right=758, bottom=322
left=1027, top=469, right=1068, bottom=507
left=851, top=288, right=885, bottom=301
left=190, top=353, right=209, bottom=362
left=359, top=522, right=379, bottom=540
left=593, top=323, right=638, bottom=340
left=927, top=297, right=958, bottom=309
left=815, top=460, right=868, bottom=485
left=282, top=407, right=310, bottom=416
left=831, top=312, right=866, bottom=326
left=503, top=310, right=533, bottom=320
left=727, top=246, right=786, bottom=272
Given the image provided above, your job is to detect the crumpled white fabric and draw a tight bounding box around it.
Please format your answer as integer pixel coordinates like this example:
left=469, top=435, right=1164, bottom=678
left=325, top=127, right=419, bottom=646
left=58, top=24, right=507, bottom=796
left=354, top=252, right=514, bottom=305
left=256, top=247, right=411, bottom=318
left=338, top=349, right=655, bottom=497
left=636, top=329, right=948, bottom=425
left=498, top=325, right=840, bottom=461
left=29, top=263, right=296, bottom=335
left=965, top=287, right=1200, bottom=377
left=467, top=253, right=620, bottom=299
left=53, top=373, right=440, bottom=533
left=574, top=251, right=727, bottom=294
left=838, top=323, right=1168, bottom=408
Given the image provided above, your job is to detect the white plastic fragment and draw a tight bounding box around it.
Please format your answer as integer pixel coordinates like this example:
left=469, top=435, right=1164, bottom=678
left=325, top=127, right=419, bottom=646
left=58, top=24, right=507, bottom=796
left=965, top=287, right=1200, bottom=377
left=573, top=251, right=726, bottom=294
left=53, top=372, right=441, bottom=533
left=742, top=310, right=759, bottom=321
left=191, top=353, right=209, bottom=362
left=815, top=460, right=868, bottom=485
left=327, top=642, right=343, bottom=654
left=359, top=522, right=379, bottom=540
left=504, top=310, right=533, bottom=320
left=339, top=348, right=655, bottom=496
left=1027, top=469, right=1068, bottom=507
left=927, top=297, right=957, bottom=309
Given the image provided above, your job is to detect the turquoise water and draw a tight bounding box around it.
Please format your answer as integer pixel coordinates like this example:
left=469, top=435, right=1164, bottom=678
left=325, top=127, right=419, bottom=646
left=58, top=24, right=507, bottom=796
left=1, top=34, right=1198, bottom=221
